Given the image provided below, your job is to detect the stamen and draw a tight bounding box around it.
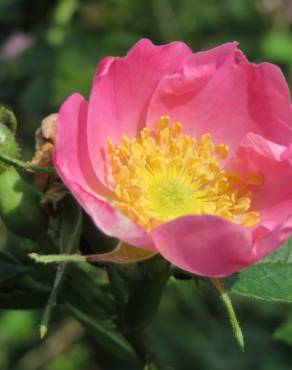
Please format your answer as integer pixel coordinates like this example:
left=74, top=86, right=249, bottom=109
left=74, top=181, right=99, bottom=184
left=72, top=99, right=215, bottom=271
left=107, top=116, right=261, bottom=231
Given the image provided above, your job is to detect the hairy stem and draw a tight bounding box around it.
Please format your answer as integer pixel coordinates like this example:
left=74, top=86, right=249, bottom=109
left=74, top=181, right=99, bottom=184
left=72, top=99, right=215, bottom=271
left=210, top=278, right=244, bottom=351
left=0, top=152, right=56, bottom=175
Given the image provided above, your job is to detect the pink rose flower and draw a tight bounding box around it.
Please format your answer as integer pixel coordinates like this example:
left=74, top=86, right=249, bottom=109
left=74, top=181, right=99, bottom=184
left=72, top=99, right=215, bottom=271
left=53, top=39, right=292, bottom=277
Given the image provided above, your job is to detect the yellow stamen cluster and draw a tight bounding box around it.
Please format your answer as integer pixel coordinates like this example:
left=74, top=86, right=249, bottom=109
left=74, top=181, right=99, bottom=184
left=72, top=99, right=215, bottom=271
left=107, top=116, right=260, bottom=231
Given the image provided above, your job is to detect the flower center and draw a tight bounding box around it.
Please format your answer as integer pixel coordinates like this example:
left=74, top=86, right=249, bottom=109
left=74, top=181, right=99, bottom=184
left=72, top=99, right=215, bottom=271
left=107, top=116, right=260, bottom=231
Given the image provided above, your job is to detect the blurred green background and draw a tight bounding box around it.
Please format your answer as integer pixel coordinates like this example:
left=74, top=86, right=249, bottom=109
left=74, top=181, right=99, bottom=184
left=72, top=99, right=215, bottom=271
left=1, top=0, right=292, bottom=369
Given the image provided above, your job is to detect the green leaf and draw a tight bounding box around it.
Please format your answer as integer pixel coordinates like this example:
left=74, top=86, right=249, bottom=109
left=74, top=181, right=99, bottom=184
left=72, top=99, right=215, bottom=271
left=274, top=318, right=292, bottom=346
left=0, top=123, right=19, bottom=173
left=124, top=256, right=170, bottom=332
left=0, top=217, right=41, bottom=255
left=0, top=167, right=48, bottom=239
left=225, top=239, right=292, bottom=302
left=63, top=264, right=115, bottom=321
left=69, top=305, right=137, bottom=361
left=52, top=0, right=79, bottom=27
left=107, top=264, right=128, bottom=317
left=0, top=248, right=32, bottom=286
left=262, top=31, right=292, bottom=64
left=0, top=260, right=28, bottom=284
left=59, top=196, right=83, bottom=254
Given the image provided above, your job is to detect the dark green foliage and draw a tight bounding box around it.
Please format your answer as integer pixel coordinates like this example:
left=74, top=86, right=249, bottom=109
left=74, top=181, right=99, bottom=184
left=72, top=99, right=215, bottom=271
left=124, top=257, right=170, bottom=333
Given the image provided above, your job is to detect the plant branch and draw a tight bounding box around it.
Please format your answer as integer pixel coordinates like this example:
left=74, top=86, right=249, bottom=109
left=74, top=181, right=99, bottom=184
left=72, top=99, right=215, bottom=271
left=210, top=278, right=244, bottom=351
left=0, top=152, right=56, bottom=175
left=39, top=201, right=82, bottom=338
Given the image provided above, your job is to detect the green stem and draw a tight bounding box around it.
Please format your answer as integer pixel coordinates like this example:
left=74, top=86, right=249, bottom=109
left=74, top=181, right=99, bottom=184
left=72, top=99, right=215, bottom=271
left=0, top=152, right=56, bottom=175
left=210, top=278, right=244, bottom=351
left=40, top=263, right=67, bottom=338
left=39, top=201, right=82, bottom=338
left=30, top=253, right=86, bottom=264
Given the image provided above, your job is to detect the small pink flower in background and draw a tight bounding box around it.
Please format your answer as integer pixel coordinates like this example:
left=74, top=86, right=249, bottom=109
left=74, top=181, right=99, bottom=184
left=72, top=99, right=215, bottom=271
left=53, top=39, right=292, bottom=277
left=0, top=32, right=33, bottom=59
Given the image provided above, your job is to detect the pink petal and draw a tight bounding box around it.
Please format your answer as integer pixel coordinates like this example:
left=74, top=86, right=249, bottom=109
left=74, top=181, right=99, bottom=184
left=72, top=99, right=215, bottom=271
left=249, top=62, right=292, bottom=145
left=147, top=43, right=292, bottom=151
left=54, top=93, right=109, bottom=198
left=148, top=42, right=239, bottom=105
left=86, top=39, right=193, bottom=185
left=226, top=133, right=292, bottom=262
left=252, top=213, right=292, bottom=260
left=68, top=181, right=155, bottom=251
left=150, top=215, right=252, bottom=277
left=54, top=93, right=154, bottom=250
left=226, top=133, right=292, bottom=224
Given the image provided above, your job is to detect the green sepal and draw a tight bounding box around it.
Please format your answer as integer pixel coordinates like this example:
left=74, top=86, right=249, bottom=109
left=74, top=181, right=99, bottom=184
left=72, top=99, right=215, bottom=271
left=0, top=106, right=17, bottom=133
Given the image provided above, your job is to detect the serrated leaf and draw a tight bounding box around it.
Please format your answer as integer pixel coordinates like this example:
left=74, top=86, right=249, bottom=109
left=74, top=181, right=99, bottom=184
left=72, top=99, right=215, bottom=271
left=225, top=239, right=292, bottom=302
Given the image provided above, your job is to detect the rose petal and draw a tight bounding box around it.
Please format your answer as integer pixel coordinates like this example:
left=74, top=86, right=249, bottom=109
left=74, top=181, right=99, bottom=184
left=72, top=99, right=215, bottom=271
left=226, top=133, right=292, bottom=224
left=150, top=215, right=252, bottom=277
left=87, top=38, right=193, bottom=185
left=54, top=93, right=109, bottom=198
left=253, top=213, right=292, bottom=260
left=248, top=62, right=292, bottom=145
left=68, top=180, right=156, bottom=251
left=147, top=43, right=292, bottom=151
left=225, top=133, right=292, bottom=262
